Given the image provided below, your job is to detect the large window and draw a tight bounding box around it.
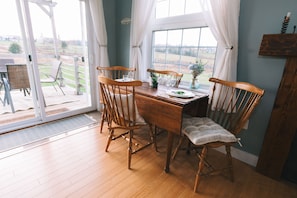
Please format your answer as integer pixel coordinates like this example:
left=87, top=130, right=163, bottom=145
left=151, top=0, right=217, bottom=87
left=156, top=0, right=202, bottom=18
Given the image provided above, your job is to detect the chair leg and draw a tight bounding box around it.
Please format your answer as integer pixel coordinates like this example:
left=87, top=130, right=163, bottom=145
left=194, top=146, right=208, bottom=193
left=22, top=88, right=30, bottom=96
left=100, top=107, right=106, bottom=133
left=53, top=82, right=65, bottom=95
left=225, top=145, right=234, bottom=182
left=171, top=136, right=184, bottom=160
left=128, top=130, right=133, bottom=169
left=56, top=83, right=65, bottom=95
left=186, top=139, right=192, bottom=154
left=58, top=86, right=65, bottom=95
left=105, top=129, right=114, bottom=152
left=150, top=124, right=158, bottom=152
left=3, top=78, right=15, bottom=113
left=154, top=125, right=157, bottom=151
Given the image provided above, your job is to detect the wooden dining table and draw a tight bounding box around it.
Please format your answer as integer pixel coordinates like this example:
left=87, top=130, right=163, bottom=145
left=134, top=82, right=208, bottom=172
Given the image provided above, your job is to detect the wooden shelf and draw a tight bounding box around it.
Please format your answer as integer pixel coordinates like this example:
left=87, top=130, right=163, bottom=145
left=259, top=34, right=297, bottom=57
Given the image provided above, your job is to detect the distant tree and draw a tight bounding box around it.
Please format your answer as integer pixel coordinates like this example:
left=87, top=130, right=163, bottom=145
left=61, top=41, right=68, bottom=52
left=8, top=42, right=22, bottom=54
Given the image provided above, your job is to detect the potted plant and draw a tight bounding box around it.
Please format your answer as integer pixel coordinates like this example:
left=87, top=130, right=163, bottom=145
left=188, top=59, right=206, bottom=89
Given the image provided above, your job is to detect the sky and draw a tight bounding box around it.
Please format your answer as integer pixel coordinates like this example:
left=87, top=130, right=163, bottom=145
left=0, top=1, right=83, bottom=41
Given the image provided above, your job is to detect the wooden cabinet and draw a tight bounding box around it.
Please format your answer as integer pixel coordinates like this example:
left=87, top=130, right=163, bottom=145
left=256, top=34, right=297, bottom=179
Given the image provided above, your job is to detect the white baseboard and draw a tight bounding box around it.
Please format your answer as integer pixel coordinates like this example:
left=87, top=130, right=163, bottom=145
left=214, top=146, right=258, bottom=167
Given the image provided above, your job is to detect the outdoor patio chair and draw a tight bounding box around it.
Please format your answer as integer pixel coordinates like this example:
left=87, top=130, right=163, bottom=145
left=41, top=60, right=65, bottom=95
left=0, top=59, right=15, bottom=92
left=1, top=64, right=31, bottom=113
left=2, top=77, right=15, bottom=113
left=6, top=64, right=31, bottom=96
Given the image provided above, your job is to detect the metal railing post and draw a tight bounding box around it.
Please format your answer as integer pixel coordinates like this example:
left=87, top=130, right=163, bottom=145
left=73, top=56, right=82, bottom=95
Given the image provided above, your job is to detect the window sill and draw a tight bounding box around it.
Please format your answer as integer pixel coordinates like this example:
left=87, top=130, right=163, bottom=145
left=178, top=84, right=210, bottom=94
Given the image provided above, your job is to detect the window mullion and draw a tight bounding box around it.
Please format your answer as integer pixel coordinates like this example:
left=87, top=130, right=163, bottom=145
left=151, top=2, right=217, bottom=89
left=165, top=30, right=168, bottom=69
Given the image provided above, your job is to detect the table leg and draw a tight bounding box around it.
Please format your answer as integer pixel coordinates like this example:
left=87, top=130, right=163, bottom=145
left=165, top=132, right=174, bottom=173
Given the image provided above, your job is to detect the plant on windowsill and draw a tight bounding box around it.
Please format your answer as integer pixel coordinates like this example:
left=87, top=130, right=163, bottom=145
left=188, top=59, right=206, bottom=89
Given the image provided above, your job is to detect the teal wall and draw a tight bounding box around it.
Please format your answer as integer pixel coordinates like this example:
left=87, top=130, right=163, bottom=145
left=103, top=0, right=297, bottom=156
left=115, top=0, right=132, bottom=66
left=103, top=0, right=131, bottom=66
left=102, top=0, right=116, bottom=65
left=237, top=0, right=296, bottom=155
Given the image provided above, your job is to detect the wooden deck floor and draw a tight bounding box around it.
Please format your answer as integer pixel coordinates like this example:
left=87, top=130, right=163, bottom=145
left=0, top=111, right=296, bottom=197
left=0, top=86, right=88, bottom=127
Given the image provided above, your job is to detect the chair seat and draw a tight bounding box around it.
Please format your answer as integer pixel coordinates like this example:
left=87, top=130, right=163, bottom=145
left=175, top=78, right=264, bottom=193
left=182, top=117, right=238, bottom=145
left=40, top=77, right=55, bottom=83
left=98, top=76, right=157, bottom=169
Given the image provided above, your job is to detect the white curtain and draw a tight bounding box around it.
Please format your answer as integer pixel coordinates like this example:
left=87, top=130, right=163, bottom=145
left=200, top=0, right=240, bottom=82
left=130, top=0, right=155, bottom=80
left=88, top=0, right=109, bottom=110
left=89, top=0, right=109, bottom=67
left=200, top=0, right=240, bottom=109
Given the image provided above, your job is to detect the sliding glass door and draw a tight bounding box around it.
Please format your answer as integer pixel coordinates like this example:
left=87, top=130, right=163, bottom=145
left=0, top=1, right=36, bottom=130
left=0, top=0, right=95, bottom=133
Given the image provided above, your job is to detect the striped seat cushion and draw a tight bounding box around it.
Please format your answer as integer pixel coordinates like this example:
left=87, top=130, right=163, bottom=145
left=182, top=117, right=237, bottom=145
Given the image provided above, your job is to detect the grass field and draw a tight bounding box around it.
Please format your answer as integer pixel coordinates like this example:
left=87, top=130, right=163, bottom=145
left=153, top=51, right=216, bottom=86
left=0, top=40, right=88, bottom=93
left=1, top=40, right=215, bottom=88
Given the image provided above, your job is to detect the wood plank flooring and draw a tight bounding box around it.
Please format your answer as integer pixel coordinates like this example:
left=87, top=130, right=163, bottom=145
left=0, top=111, right=296, bottom=197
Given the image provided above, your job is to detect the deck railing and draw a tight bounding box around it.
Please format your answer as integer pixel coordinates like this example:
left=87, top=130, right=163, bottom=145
left=45, top=56, right=87, bottom=95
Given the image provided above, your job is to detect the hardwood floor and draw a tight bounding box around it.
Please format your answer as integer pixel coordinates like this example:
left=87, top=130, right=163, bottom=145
left=0, top=111, right=296, bottom=198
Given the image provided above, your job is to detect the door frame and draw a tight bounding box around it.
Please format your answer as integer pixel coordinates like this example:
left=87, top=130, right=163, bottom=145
left=0, top=0, right=97, bottom=134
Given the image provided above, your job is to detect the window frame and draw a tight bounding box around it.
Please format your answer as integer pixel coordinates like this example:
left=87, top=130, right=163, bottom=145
left=147, top=11, right=216, bottom=90
left=153, top=13, right=206, bottom=30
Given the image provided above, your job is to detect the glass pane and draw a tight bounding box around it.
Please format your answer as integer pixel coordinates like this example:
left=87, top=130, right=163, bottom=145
left=182, top=28, right=200, bottom=46
left=0, top=1, right=35, bottom=126
left=153, top=31, right=167, bottom=46
left=152, top=47, right=167, bottom=70
left=0, top=3, right=20, bottom=42
left=200, top=28, right=217, bottom=47
left=166, top=47, right=180, bottom=69
left=199, top=47, right=216, bottom=64
left=29, top=0, right=91, bottom=116
left=167, top=64, right=180, bottom=71
left=198, top=47, right=216, bottom=82
left=0, top=2, right=25, bottom=64
left=180, top=47, right=197, bottom=71
left=167, top=30, right=182, bottom=46
left=152, top=28, right=217, bottom=87
left=156, top=0, right=169, bottom=19
left=185, top=0, right=201, bottom=14
left=153, top=47, right=166, bottom=64
left=153, top=63, right=167, bottom=71
left=156, top=0, right=201, bottom=19
left=169, top=0, right=185, bottom=17
left=181, top=48, right=197, bottom=64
